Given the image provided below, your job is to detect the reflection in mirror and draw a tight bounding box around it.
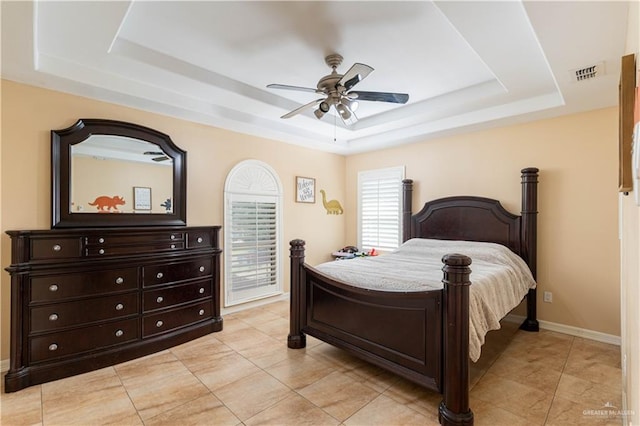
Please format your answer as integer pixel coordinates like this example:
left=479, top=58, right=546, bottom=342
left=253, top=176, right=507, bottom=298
left=71, top=136, right=174, bottom=214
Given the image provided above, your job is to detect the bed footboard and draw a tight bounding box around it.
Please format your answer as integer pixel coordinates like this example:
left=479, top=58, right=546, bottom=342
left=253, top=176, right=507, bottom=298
left=288, top=240, right=474, bottom=426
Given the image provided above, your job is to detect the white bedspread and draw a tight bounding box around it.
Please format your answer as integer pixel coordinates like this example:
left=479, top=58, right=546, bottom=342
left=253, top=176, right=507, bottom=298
left=314, top=238, right=536, bottom=362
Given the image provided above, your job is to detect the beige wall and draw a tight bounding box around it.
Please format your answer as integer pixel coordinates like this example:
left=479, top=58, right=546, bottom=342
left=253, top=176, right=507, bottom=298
left=345, top=108, right=621, bottom=337
left=73, top=156, right=173, bottom=214
left=620, top=0, right=639, bottom=422
left=0, top=80, right=346, bottom=361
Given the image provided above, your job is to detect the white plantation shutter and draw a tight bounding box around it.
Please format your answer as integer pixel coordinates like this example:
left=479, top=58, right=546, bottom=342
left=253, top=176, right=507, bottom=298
left=228, top=198, right=278, bottom=294
left=224, top=161, right=283, bottom=306
left=358, top=167, right=405, bottom=251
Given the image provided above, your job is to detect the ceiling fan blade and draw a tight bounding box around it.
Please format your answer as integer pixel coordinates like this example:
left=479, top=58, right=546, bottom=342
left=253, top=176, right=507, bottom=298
left=337, top=63, right=374, bottom=91
left=267, top=84, right=320, bottom=94
left=348, top=91, right=409, bottom=104
left=281, top=98, right=325, bottom=119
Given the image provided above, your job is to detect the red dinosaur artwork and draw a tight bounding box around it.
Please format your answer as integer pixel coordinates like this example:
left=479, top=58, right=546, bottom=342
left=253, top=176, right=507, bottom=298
left=88, top=195, right=126, bottom=212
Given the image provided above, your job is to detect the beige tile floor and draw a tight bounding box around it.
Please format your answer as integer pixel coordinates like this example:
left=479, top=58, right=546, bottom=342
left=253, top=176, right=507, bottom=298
left=1, top=300, right=623, bottom=425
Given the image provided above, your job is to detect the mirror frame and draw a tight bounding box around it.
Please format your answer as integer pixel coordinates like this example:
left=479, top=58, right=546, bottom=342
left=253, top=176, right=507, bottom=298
left=52, top=118, right=187, bottom=228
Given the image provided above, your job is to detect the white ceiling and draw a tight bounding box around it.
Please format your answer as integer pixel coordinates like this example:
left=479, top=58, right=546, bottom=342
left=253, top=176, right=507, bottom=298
left=1, top=1, right=631, bottom=155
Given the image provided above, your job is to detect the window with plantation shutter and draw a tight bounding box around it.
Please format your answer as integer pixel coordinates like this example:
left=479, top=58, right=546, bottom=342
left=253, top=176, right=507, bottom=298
left=224, top=160, right=283, bottom=306
left=357, top=166, right=405, bottom=252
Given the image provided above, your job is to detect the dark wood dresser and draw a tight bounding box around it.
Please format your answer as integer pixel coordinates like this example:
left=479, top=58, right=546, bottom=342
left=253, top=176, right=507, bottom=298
left=4, top=226, right=222, bottom=392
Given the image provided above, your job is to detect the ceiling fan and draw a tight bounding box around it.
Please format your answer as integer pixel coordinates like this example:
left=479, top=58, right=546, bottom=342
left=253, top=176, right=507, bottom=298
left=267, top=54, right=409, bottom=125
left=143, top=151, right=169, bottom=162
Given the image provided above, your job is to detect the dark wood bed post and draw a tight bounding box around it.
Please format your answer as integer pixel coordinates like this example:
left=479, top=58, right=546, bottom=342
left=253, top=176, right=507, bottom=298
left=288, top=239, right=307, bottom=349
left=439, top=254, right=474, bottom=426
left=402, top=179, right=414, bottom=243
left=520, top=167, right=540, bottom=332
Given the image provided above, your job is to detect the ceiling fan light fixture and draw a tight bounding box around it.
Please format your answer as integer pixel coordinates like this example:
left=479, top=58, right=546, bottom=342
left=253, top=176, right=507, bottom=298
left=319, top=101, right=330, bottom=113
left=336, top=103, right=351, bottom=120
left=314, top=108, right=326, bottom=119
left=343, top=98, right=358, bottom=112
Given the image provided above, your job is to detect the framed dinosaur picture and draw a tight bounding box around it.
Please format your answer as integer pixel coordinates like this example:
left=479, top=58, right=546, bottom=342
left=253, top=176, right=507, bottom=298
left=295, top=176, right=315, bottom=203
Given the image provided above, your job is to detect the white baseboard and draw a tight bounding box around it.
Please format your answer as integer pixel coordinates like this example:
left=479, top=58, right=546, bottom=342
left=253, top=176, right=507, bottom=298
left=505, top=314, right=621, bottom=346
left=1, top=358, right=8, bottom=374
left=538, top=319, right=621, bottom=346
left=221, top=292, right=289, bottom=315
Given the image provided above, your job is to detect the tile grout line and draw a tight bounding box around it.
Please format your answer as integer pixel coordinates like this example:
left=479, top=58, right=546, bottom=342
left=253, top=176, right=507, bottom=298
left=189, top=325, right=311, bottom=425
left=174, top=339, right=253, bottom=425
left=112, top=364, right=146, bottom=425
left=246, top=341, right=344, bottom=424
left=179, top=354, right=245, bottom=426
left=542, top=335, right=575, bottom=425
left=39, top=383, right=44, bottom=426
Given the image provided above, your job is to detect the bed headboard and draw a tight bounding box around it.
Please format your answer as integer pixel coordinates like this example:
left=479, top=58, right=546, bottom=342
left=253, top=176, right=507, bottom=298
left=402, top=168, right=539, bottom=278
left=409, top=196, right=521, bottom=252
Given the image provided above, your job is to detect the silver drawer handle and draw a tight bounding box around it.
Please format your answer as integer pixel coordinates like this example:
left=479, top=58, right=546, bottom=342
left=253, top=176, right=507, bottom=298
left=98, top=249, right=105, bottom=255
left=199, top=287, right=205, bottom=294
left=156, top=320, right=164, bottom=328
left=115, top=303, right=124, bottom=311
left=49, top=313, right=59, bottom=321
left=115, top=329, right=124, bottom=337
left=170, top=244, right=176, bottom=249
left=199, top=266, right=205, bottom=272
left=52, top=244, right=61, bottom=252
left=197, top=237, right=203, bottom=243
left=156, top=296, right=164, bottom=303
left=171, top=234, right=176, bottom=240
left=98, top=237, right=105, bottom=243
left=49, top=284, right=59, bottom=292
left=198, top=309, right=205, bottom=316
left=156, top=272, right=164, bottom=279
left=115, top=277, right=124, bottom=284
left=48, top=343, right=58, bottom=351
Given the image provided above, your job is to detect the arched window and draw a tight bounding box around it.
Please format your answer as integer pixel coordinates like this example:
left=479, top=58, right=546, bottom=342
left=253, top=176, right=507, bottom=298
left=224, top=160, right=283, bottom=306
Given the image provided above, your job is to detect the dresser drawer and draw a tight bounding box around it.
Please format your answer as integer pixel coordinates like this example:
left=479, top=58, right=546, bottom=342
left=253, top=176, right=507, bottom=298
left=31, top=293, right=139, bottom=333
left=143, top=257, right=212, bottom=287
left=85, top=232, right=184, bottom=246
left=85, top=242, right=184, bottom=256
left=30, top=238, right=82, bottom=260
left=143, top=279, right=212, bottom=313
left=186, top=230, right=214, bottom=249
left=30, top=318, right=139, bottom=363
left=30, top=268, right=138, bottom=302
left=143, top=300, right=212, bottom=338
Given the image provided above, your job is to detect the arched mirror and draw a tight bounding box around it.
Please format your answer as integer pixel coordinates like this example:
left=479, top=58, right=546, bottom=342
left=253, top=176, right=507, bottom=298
left=52, top=119, right=187, bottom=228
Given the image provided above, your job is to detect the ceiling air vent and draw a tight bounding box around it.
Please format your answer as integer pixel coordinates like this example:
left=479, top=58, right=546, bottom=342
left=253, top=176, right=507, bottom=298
left=570, top=62, right=605, bottom=82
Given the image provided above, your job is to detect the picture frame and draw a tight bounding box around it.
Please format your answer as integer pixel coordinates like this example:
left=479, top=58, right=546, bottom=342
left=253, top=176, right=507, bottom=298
left=619, top=53, right=636, bottom=193
left=295, top=176, right=315, bottom=203
left=133, top=186, right=152, bottom=210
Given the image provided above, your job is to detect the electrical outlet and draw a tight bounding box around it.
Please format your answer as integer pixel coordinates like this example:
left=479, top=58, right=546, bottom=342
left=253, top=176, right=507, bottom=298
left=543, top=291, right=553, bottom=303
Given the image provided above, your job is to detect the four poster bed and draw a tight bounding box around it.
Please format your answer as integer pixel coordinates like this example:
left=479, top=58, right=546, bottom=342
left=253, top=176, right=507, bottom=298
left=287, top=167, right=539, bottom=426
